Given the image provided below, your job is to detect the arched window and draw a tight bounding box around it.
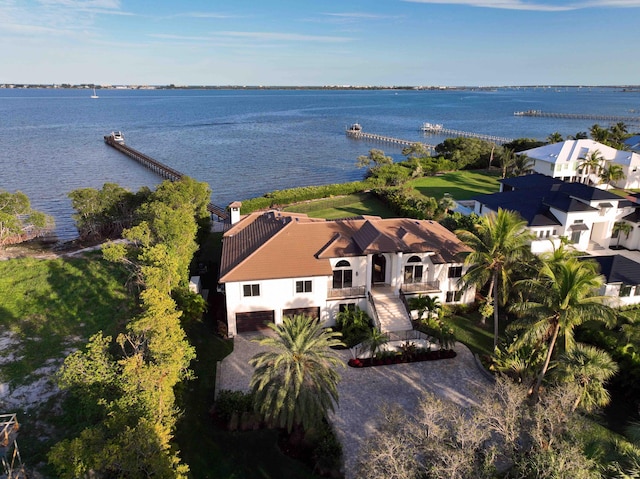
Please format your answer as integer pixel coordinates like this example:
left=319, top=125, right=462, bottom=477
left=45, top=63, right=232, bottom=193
left=404, top=256, right=423, bottom=284
left=333, top=260, right=353, bottom=289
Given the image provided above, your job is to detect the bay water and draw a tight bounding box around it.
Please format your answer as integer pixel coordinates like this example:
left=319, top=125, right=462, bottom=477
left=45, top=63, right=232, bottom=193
left=1, top=87, right=639, bottom=240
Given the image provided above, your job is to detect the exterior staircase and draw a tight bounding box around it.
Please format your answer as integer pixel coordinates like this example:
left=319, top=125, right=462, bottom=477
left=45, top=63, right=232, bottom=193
left=370, top=287, right=413, bottom=333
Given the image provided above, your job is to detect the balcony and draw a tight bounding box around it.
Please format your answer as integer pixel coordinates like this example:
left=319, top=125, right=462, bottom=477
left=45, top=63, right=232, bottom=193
left=327, top=285, right=366, bottom=299
left=400, top=281, right=440, bottom=294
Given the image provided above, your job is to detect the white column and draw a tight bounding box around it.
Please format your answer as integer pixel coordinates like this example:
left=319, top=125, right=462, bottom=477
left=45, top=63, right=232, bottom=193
left=394, top=252, right=403, bottom=295
left=365, top=254, right=373, bottom=294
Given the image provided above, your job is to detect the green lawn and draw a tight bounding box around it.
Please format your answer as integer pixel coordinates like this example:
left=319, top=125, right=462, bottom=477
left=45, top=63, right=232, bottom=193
left=410, top=170, right=502, bottom=201
left=446, top=312, right=495, bottom=356
left=0, top=253, right=133, bottom=386
left=284, top=192, right=397, bottom=219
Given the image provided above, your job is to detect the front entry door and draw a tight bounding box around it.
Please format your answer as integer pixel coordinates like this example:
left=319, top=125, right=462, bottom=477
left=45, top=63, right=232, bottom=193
left=371, top=254, right=386, bottom=285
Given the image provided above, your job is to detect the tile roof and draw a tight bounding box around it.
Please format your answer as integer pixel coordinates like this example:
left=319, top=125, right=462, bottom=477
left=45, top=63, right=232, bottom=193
left=587, top=255, right=640, bottom=285
left=219, top=211, right=472, bottom=283
left=475, top=174, right=626, bottom=226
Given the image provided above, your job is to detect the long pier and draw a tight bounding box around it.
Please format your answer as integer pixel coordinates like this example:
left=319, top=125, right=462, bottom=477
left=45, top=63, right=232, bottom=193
left=514, top=110, right=640, bottom=123
left=104, top=135, right=228, bottom=220
left=345, top=128, right=435, bottom=150
left=420, top=124, right=513, bottom=144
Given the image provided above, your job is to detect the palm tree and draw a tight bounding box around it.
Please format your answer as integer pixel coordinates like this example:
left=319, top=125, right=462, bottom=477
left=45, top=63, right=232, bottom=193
left=510, top=258, right=616, bottom=397
left=249, top=315, right=345, bottom=434
left=613, top=221, right=633, bottom=248
left=600, top=162, right=626, bottom=189
left=409, top=294, right=441, bottom=322
left=512, top=153, right=534, bottom=177
left=499, top=148, right=516, bottom=178
left=590, top=124, right=610, bottom=143
left=555, top=343, right=618, bottom=412
left=362, top=327, right=389, bottom=359
left=547, top=132, right=563, bottom=144
left=456, top=209, right=534, bottom=348
left=578, top=150, right=605, bottom=184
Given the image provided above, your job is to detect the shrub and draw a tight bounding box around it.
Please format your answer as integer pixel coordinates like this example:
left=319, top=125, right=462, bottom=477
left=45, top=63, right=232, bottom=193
left=214, top=389, right=255, bottom=422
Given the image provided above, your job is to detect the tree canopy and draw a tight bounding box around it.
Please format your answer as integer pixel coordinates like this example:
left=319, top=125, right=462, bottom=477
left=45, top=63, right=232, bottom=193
left=0, top=189, right=53, bottom=247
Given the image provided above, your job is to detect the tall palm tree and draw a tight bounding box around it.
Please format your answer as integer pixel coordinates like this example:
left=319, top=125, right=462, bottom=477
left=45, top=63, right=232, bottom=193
left=590, top=124, right=610, bottom=144
left=510, top=258, right=616, bottom=397
left=600, top=162, right=626, bottom=189
left=613, top=221, right=633, bottom=248
left=499, top=148, right=516, bottom=179
left=555, top=343, right=618, bottom=412
left=249, top=315, right=345, bottom=434
left=456, top=209, right=534, bottom=348
left=578, top=150, right=605, bottom=184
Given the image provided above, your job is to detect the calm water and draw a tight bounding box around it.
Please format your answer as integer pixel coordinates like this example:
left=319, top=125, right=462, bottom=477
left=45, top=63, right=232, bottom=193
left=2, top=87, right=640, bottom=240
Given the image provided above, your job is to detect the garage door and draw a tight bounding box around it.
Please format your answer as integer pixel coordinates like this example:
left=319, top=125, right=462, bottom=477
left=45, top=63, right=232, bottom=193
left=236, top=310, right=275, bottom=333
left=282, top=307, right=320, bottom=320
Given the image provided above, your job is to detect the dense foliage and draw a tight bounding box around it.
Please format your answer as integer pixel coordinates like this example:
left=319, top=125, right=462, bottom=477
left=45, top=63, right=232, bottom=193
left=0, top=189, right=53, bottom=246
left=49, top=177, right=210, bottom=478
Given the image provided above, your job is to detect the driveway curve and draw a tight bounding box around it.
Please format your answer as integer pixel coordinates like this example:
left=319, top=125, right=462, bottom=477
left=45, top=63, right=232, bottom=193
left=218, top=336, right=493, bottom=479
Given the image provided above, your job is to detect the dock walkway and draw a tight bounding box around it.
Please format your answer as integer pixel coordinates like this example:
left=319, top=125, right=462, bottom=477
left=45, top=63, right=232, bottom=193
left=346, top=129, right=435, bottom=150
left=421, top=124, right=513, bottom=144
left=104, top=135, right=228, bottom=220
left=514, top=110, right=640, bottom=123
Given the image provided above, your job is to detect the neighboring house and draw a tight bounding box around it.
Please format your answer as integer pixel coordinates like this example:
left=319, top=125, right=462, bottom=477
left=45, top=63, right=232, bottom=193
left=473, top=174, right=638, bottom=253
left=586, top=255, right=640, bottom=307
left=218, top=208, right=474, bottom=337
left=624, top=135, right=640, bottom=154
left=520, top=139, right=640, bottom=189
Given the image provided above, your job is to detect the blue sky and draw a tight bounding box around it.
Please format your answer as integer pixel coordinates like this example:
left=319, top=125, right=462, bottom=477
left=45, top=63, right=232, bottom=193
left=1, top=0, right=639, bottom=86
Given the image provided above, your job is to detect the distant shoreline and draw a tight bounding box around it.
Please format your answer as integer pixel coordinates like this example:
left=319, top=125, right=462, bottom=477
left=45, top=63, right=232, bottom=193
left=3, top=84, right=640, bottom=92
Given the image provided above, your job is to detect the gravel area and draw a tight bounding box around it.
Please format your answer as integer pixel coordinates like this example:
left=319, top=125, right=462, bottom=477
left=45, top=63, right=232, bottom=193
left=218, top=335, right=493, bottom=479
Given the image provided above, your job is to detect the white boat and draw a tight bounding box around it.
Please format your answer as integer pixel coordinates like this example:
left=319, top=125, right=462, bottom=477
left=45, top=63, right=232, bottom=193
left=110, top=131, right=124, bottom=144
left=91, top=88, right=99, bottom=99
left=347, top=123, right=362, bottom=132
left=421, top=122, right=443, bottom=132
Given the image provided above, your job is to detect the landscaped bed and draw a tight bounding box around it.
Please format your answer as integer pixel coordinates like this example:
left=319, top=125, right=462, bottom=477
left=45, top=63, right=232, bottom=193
left=348, top=349, right=457, bottom=367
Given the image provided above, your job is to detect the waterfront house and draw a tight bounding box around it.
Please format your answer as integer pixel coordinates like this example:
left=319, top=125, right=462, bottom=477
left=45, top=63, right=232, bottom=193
left=520, top=139, right=640, bottom=189
left=587, top=255, right=640, bottom=307
left=218, top=207, right=474, bottom=337
left=472, top=174, right=638, bottom=253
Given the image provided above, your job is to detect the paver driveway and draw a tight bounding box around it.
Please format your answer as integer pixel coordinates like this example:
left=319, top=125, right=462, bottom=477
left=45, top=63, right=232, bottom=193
left=217, top=335, right=493, bottom=478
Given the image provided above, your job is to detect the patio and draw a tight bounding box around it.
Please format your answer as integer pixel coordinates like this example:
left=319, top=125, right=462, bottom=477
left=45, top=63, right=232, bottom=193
left=217, top=334, right=493, bottom=479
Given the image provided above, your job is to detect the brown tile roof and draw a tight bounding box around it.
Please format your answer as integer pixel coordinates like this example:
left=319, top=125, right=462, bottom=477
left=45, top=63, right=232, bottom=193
left=219, top=211, right=472, bottom=283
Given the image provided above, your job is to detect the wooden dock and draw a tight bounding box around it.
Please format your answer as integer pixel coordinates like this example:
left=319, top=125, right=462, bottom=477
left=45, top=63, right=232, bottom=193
left=514, top=110, right=640, bottom=123
left=346, top=129, right=435, bottom=150
left=104, top=135, right=228, bottom=220
left=420, top=124, right=513, bottom=144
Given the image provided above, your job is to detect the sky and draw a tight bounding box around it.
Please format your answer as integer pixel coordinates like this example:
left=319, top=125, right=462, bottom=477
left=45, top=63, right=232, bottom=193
left=1, top=0, right=639, bottom=86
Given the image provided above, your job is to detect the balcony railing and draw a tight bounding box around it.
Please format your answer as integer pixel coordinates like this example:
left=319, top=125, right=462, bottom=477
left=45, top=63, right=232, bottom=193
left=400, top=281, right=440, bottom=293
left=327, top=285, right=366, bottom=299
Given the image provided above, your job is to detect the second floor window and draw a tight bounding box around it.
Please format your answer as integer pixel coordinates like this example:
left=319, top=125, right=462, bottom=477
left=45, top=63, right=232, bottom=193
left=296, top=280, right=312, bottom=293
left=404, top=256, right=423, bottom=283
left=448, top=266, right=463, bottom=278
left=333, top=260, right=353, bottom=289
left=243, top=284, right=260, bottom=297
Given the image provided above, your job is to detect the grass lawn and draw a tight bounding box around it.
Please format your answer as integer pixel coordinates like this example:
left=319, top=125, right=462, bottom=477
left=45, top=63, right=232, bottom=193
left=446, top=312, right=495, bottom=356
left=410, top=170, right=502, bottom=201
left=0, top=253, right=134, bottom=386
left=284, top=192, right=397, bottom=219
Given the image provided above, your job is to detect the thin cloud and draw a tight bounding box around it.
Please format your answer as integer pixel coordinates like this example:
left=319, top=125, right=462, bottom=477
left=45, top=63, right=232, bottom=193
left=404, top=0, right=640, bottom=10
left=172, top=11, right=238, bottom=19
left=216, top=31, right=352, bottom=43
left=322, top=12, right=403, bottom=20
